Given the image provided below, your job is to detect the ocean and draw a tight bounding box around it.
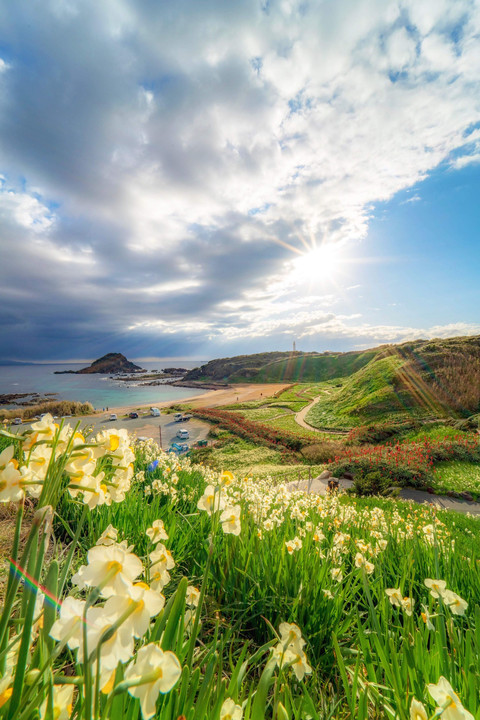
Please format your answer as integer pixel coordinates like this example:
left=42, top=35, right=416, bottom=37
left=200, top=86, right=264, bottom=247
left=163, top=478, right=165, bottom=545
left=0, top=360, right=208, bottom=410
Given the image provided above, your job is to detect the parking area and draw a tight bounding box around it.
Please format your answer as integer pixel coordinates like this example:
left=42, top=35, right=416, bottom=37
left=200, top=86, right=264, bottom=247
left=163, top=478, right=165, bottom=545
left=10, top=412, right=210, bottom=451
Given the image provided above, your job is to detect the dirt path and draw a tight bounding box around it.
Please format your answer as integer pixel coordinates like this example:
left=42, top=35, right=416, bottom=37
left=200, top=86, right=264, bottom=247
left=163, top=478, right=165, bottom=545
left=294, top=396, right=348, bottom=434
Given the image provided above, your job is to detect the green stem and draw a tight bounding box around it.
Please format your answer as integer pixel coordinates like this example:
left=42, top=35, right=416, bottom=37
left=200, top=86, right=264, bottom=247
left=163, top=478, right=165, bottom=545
left=8, top=527, right=47, bottom=718
left=58, top=504, right=89, bottom=597
left=185, top=532, right=215, bottom=668
left=0, top=500, right=24, bottom=674
left=0, top=511, right=44, bottom=648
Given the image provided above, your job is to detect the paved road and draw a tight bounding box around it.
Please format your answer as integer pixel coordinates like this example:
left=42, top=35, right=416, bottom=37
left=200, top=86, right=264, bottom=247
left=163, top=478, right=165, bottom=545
left=11, top=412, right=210, bottom=451
left=285, top=476, right=480, bottom=515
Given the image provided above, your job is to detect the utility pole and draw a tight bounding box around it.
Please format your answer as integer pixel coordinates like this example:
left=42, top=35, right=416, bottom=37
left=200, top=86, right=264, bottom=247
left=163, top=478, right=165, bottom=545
left=158, top=423, right=162, bottom=449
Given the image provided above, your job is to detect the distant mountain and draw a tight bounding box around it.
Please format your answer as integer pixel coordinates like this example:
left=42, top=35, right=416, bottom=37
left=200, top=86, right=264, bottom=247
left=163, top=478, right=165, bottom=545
left=0, top=360, right=36, bottom=366
left=54, top=353, right=143, bottom=375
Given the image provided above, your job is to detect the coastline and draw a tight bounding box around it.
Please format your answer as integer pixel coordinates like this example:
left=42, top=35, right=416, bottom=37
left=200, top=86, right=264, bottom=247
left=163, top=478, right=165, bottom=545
left=84, top=383, right=291, bottom=417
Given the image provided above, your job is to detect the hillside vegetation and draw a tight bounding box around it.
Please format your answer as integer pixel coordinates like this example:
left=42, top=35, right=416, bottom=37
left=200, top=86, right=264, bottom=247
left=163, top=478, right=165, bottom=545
left=188, top=335, right=480, bottom=425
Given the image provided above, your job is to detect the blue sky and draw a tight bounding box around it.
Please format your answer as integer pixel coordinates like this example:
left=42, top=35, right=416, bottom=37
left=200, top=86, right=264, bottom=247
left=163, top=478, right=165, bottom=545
left=0, top=0, right=479, bottom=362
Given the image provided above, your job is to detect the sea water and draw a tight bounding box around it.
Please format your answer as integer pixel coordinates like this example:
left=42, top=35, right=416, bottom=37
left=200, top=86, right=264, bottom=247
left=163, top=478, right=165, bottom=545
left=0, top=360, right=208, bottom=410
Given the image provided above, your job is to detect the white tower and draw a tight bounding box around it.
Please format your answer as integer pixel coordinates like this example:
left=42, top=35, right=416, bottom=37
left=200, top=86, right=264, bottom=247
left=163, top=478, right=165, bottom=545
left=293, top=340, right=296, bottom=353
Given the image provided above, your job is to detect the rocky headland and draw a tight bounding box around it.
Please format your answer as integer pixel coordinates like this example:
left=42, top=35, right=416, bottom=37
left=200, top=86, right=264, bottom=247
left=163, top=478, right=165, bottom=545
left=54, top=353, right=144, bottom=375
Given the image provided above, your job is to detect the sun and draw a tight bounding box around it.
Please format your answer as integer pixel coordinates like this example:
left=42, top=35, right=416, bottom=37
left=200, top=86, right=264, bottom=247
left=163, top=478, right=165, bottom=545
left=292, top=242, right=345, bottom=284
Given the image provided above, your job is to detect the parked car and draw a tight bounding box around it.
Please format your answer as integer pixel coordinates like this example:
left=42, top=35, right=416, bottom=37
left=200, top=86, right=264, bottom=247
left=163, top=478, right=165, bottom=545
left=176, top=428, right=189, bottom=440
left=150, top=407, right=161, bottom=417
left=169, top=442, right=189, bottom=454
left=13, top=417, right=22, bottom=425
left=129, top=412, right=139, bottom=419
left=109, top=413, right=118, bottom=421
left=174, top=413, right=183, bottom=422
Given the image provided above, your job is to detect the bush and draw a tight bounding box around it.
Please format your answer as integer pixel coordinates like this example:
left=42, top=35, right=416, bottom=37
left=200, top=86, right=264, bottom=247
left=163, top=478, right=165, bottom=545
left=0, top=399, right=94, bottom=420
left=352, top=469, right=398, bottom=496
left=301, top=441, right=346, bottom=463
left=346, top=421, right=419, bottom=445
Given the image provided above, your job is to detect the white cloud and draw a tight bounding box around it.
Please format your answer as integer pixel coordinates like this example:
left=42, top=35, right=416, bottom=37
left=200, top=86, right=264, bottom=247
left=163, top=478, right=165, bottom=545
left=0, top=0, right=480, bottom=357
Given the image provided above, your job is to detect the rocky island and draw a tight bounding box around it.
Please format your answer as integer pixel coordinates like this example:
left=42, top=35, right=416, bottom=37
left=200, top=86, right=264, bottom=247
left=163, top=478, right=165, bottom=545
left=54, top=353, right=144, bottom=374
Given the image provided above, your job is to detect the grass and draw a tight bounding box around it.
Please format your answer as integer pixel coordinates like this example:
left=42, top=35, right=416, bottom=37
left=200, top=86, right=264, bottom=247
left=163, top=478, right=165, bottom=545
left=232, top=350, right=378, bottom=383
left=2, top=421, right=480, bottom=720
left=305, top=356, right=447, bottom=429
left=270, top=413, right=328, bottom=439
left=432, top=461, right=480, bottom=495
left=0, top=399, right=94, bottom=421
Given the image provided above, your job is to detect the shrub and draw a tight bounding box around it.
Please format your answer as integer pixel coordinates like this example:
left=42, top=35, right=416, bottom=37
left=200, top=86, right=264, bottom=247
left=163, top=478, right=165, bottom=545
left=352, top=469, right=398, bottom=496
left=301, top=441, right=346, bottom=463
left=0, top=399, right=94, bottom=420
left=346, top=421, right=419, bottom=445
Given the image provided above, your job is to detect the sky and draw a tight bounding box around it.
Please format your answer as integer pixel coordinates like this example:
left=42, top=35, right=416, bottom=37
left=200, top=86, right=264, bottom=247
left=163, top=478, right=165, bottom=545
left=0, top=0, right=480, bottom=362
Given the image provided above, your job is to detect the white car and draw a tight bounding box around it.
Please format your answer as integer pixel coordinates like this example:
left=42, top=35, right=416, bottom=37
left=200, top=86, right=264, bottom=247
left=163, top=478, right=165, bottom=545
left=13, top=417, right=22, bottom=425
left=150, top=408, right=161, bottom=417
left=109, top=413, right=118, bottom=421
left=176, top=428, right=189, bottom=440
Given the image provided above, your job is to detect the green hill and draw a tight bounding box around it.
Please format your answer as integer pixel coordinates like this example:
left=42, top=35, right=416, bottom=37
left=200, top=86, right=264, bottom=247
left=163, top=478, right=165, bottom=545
left=186, top=335, right=480, bottom=427
left=184, top=349, right=377, bottom=384
left=305, top=335, right=480, bottom=429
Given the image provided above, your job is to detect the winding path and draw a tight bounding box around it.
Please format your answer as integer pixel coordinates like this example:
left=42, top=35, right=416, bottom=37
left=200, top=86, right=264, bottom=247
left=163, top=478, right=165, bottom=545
left=294, top=395, right=348, bottom=434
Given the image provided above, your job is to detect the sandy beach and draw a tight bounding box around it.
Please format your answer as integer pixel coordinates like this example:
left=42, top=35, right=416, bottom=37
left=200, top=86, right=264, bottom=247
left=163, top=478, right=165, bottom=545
left=94, top=383, right=291, bottom=416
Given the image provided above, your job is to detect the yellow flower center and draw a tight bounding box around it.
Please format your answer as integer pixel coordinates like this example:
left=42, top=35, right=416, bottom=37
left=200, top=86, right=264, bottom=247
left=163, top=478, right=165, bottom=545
left=135, top=581, right=149, bottom=590
left=106, top=560, right=122, bottom=575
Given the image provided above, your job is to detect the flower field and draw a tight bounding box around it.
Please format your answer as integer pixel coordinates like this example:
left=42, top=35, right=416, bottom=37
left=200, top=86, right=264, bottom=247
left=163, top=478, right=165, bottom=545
left=0, top=415, right=479, bottom=719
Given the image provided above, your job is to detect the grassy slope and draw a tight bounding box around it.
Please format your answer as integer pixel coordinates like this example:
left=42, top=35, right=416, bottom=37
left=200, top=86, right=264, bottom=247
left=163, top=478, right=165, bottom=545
left=232, top=350, right=378, bottom=382
left=305, top=355, right=439, bottom=429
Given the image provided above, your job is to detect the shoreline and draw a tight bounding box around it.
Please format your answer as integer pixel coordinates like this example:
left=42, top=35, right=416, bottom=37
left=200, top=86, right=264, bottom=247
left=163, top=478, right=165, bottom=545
left=84, top=383, right=291, bottom=417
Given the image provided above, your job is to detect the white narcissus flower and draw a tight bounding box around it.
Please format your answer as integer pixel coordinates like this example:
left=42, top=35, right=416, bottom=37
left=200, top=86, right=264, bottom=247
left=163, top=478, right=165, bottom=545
left=186, top=586, right=200, bottom=607
left=39, top=685, right=74, bottom=720
left=385, top=588, right=403, bottom=608
left=96, top=525, right=119, bottom=546
left=220, top=697, right=243, bottom=720
left=285, top=537, right=302, bottom=555
left=146, top=519, right=169, bottom=543
left=421, top=605, right=435, bottom=630
left=427, top=676, right=474, bottom=720
left=442, top=590, right=468, bottom=616
left=49, top=596, right=86, bottom=650
left=125, top=644, right=181, bottom=719
left=150, top=567, right=171, bottom=593
left=220, top=505, right=241, bottom=535
left=23, top=414, right=57, bottom=449
left=196, top=484, right=226, bottom=514
left=77, top=605, right=134, bottom=671
left=105, top=582, right=165, bottom=639
left=25, top=445, right=53, bottom=483
left=424, top=579, right=447, bottom=599
left=0, top=451, right=24, bottom=503
left=279, top=622, right=305, bottom=647
left=72, top=544, right=143, bottom=598
left=290, top=649, right=312, bottom=682
left=149, top=544, right=175, bottom=572
left=331, top=568, right=343, bottom=583
left=354, top=553, right=374, bottom=574
left=409, top=697, right=428, bottom=720
left=401, top=597, right=414, bottom=616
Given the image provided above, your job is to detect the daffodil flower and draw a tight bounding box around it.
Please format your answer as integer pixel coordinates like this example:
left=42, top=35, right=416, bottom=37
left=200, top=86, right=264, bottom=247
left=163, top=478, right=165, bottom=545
left=427, top=676, right=474, bottom=720
left=220, top=698, right=243, bottom=720
left=124, top=644, right=182, bottom=719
